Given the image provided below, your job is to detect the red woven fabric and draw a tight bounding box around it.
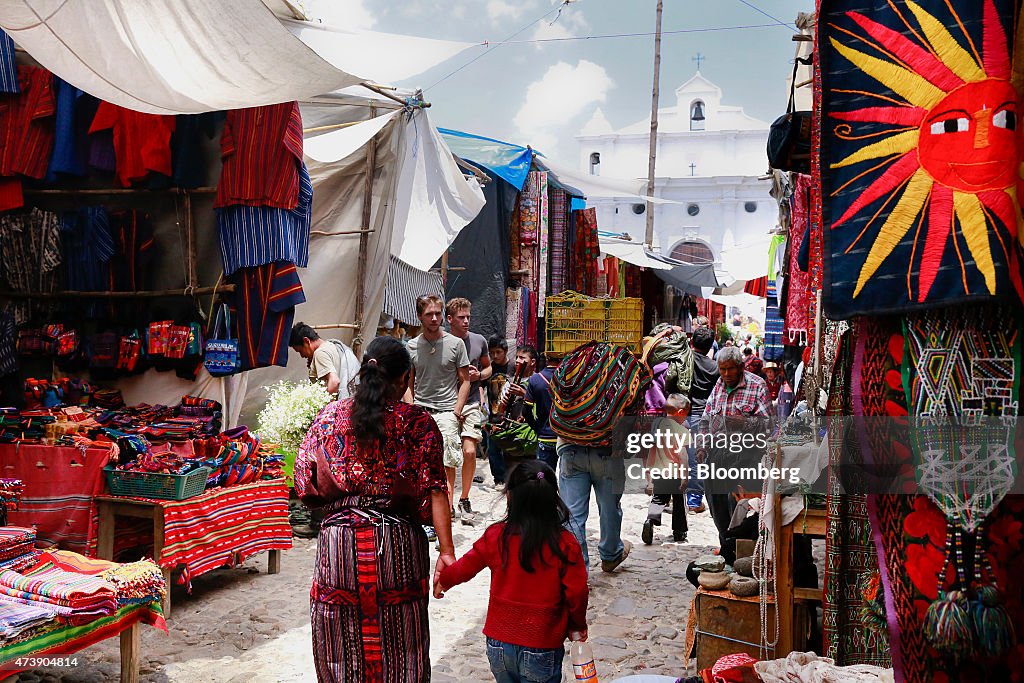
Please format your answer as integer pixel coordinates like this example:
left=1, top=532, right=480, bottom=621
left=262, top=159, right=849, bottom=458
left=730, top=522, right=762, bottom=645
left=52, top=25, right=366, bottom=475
left=216, top=102, right=303, bottom=209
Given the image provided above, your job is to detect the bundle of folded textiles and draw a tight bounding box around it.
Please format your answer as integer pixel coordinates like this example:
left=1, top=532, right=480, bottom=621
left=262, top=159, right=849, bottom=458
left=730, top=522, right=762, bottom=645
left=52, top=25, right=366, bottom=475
left=0, top=527, right=39, bottom=573
left=0, top=393, right=222, bottom=445
left=118, top=425, right=285, bottom=487
left=0, top=542, right=166, bottom=640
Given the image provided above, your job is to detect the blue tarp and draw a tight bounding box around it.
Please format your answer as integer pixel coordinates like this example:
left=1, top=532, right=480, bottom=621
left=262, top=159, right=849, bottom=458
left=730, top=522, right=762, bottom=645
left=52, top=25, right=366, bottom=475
left=438, top=128, right=534, bottom=191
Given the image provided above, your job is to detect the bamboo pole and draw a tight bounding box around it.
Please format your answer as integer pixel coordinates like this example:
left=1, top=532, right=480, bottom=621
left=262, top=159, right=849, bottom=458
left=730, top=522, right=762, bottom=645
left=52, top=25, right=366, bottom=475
left=310, top=229, right=375, bottom=237
left=183, top=191, right=198, bottom=291
left=313, top=323, right=360, bottom=330
left=353, top=104, right=378, bottom=355
left=24, top=187, right=215, bottom=195
left=644, top=0, right=664, bottom=247
left=1, top=286, right=235, bottom=299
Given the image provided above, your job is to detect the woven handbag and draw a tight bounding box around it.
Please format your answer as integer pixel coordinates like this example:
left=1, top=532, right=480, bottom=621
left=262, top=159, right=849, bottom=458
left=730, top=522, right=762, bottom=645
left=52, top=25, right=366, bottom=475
left=204, top=304, right=240, bottom=376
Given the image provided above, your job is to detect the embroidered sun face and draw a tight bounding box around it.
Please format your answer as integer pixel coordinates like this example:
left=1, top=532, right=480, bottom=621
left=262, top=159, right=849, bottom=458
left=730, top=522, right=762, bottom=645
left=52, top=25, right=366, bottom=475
left=827, top=0, right=1024, bottom=302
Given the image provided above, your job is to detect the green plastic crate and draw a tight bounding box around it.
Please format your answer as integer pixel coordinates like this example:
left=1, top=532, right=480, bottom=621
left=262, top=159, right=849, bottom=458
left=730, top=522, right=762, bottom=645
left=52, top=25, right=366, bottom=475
left=105, top=465, right=210, bottom=501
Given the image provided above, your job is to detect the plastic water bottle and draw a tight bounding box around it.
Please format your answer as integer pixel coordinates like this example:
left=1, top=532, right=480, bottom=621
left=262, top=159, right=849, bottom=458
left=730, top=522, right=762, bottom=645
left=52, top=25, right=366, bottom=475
left=569, top=632, right=598, bottom=682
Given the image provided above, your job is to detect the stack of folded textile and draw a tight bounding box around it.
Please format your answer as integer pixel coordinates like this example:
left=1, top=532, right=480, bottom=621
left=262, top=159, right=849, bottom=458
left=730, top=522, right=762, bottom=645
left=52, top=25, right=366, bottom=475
left=0, top=480, right=24, bottom=513
left=0, top=568, right=117, bottom=625
left=0, top=599, right=58, bottom=640
left=30, top=551, right=166, bottom=607
left=0, top=527, right=39, bottom=573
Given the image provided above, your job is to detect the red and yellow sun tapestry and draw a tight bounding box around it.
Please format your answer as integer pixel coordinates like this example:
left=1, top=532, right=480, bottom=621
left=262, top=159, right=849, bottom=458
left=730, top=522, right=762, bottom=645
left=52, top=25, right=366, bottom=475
left=820, top=0, right=1024, bottom=318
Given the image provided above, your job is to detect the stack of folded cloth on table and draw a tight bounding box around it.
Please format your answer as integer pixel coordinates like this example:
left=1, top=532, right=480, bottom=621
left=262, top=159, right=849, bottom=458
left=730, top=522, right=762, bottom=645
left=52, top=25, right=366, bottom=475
left=0, top=479, right=24, bottom=511
left=29, top=551, right=166, bottom=607
left=0, top=598, right=59, bottom=640
left=0, top=567, right=117, bottom=625
left=0, top=527, right=39, bottom=573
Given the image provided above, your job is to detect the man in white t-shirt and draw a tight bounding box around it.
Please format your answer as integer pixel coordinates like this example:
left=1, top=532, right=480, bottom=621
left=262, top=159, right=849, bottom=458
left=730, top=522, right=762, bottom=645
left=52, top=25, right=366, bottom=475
left=289, top=322, right=360, bottom=399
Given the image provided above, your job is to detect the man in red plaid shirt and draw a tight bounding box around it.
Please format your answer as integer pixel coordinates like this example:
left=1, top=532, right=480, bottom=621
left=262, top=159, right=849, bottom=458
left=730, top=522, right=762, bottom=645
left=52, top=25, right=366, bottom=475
left=697, top=345, right=770, bottom=564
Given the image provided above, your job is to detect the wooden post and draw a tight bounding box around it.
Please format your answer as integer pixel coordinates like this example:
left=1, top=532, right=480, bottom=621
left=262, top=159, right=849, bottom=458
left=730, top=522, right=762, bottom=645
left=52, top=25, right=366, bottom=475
left=97, top=501, right=115, bottom=560
left=268, top=549, right=281, bottom=575
left=644, top=0, right=664, bottom=247
left=119, top=622, right=140, bottom=683
left=184, top=191, right=197, bottom=292
left=440, top=251, right=449, bottom=290
left=353, top=105, right=378, bottom=356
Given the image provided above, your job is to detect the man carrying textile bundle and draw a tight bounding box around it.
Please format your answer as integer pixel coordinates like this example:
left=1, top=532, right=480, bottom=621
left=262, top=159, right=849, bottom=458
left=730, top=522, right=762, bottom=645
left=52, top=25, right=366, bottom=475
left=551, top=342, right=651, bottom=573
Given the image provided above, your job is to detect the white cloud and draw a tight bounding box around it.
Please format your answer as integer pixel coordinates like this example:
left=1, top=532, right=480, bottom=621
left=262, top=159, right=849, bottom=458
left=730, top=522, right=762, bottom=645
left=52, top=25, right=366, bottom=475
left=513, top=60, right=613, bottom=155
left=530, top=7, right=588, bottom=48
left=487, top=0, right=523, bottom=22
left=302, top=0, right=376, bottom=29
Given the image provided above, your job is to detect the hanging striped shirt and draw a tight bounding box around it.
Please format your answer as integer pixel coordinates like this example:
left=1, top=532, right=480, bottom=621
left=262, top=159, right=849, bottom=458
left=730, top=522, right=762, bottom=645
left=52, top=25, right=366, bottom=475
left=0, top=66, right=56, bottom=179
left=0, top=31, right=17, bottom=94
left=215, top=102, right=303, bottom=209
left=215, top=162, right=311, bottom=276
left=384, top=256, right=443, bottom=326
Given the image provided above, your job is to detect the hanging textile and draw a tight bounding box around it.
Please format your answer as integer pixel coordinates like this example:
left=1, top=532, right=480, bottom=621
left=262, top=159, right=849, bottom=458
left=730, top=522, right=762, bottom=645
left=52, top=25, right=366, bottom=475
left=0, top=30, right=16, bottom=94
left=384, top=256, right=443, bottom=327
left=820, top=0, right=1024, bottom=318
left=216, top=102, right=303, bottom=210
left=786, top=175, right=812, bottom=345
left=536, top=174, right=550, bottom=310
left=0, top=65, right=54, bottom=180
left=763, top=281, right=784, bottom=362
left=87, top=103, right=176, bottom=187
left=823, top=323, right=892, bottom=667
left=216, top=162, right=312, bottom=276
left=573, top=208, right=601, bottom=295
left=47, top=79, right=99, bottom=180
left=604, top=256, right=619, bottom=298
left=866, top=303, right=1022, bottom=683
left=230, top=260, right=306, bottom=371
left=505, top=287, right=521, bottom=355
left=743, top=277, right=768, bottom=297
left=0, top=209, right=61, bottom=324
left=510, top=199, right=537, bottom=292
left=549, top=190, right=569, bottom=295
left=621, top=263, right=642, bottom=298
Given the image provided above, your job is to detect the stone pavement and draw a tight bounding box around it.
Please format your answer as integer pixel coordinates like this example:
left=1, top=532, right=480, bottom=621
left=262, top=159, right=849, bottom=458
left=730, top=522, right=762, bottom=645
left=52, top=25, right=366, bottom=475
left=23, top=471, right=719, bottom=683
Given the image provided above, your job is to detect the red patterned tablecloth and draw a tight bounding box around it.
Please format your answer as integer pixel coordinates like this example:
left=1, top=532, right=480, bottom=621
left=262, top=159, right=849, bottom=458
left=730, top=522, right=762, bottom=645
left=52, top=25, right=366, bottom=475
left=104, top=480, right=292, bottom=585
left=0, top=443, right=113, bottom=553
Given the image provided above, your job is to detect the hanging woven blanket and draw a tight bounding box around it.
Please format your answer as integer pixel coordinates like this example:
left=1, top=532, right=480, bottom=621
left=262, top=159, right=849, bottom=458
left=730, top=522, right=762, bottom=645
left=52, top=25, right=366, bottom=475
left=819, top=0, right=1024, bottom=318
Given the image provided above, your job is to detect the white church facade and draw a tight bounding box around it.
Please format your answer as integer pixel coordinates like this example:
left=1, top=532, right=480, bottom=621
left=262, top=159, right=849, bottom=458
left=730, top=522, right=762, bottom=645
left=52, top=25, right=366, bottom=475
left=576, top=71, right=773, bottom=280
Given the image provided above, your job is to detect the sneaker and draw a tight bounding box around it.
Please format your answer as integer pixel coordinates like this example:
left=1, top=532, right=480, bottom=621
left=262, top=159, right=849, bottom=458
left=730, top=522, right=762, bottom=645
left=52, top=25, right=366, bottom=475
left=423, top=526, right=437, bottom=541
left=494, top=481, right=506, bottom=493
left=641, top=519, right=654, bottom=546
left=458, top=498, right=476, bottom=526
left=472, top=474, right=485, bottom=483
left=601, top=540, right=632, bottom=573
left=673, top=532, right=688, bottom=543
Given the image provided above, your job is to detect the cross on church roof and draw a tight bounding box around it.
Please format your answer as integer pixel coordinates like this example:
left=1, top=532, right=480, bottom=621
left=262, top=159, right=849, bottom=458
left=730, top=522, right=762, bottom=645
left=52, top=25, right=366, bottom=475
left=693, top=53, right=705, bottom=71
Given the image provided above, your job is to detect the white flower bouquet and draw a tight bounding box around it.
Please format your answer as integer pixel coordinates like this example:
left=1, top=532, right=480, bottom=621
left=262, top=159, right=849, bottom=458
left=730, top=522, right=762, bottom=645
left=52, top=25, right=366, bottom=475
left=256, top=381, right=332, bottom=455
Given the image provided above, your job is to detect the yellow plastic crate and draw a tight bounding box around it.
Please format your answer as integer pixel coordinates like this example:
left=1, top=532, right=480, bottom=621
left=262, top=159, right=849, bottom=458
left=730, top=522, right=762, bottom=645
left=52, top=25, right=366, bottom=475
left=544, top=291, right=643, bottom=355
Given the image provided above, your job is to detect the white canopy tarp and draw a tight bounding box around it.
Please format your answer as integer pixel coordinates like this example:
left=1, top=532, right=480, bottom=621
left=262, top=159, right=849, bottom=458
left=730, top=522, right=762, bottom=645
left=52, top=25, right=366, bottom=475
left=538, top=158, right=678, bottom=204
left=387, top=111, right=487, bottom=270
left=0, top=0, right=474, bottom=115
left=719, top=235, right=773, bottom=281
left=599, top=237, right=671, bottom=270
left=305, top=110, right=401, bottom=163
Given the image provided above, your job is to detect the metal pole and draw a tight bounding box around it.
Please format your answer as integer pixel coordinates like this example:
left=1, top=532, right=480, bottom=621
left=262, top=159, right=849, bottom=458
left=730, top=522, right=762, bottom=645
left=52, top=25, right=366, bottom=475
left=644, top=0, right=664, bottom=247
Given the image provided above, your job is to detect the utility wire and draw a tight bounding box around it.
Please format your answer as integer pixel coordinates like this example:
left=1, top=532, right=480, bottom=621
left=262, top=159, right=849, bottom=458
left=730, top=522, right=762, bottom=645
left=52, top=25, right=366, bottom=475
left=424, top=4, right=563, bottom=92
left=499, top=23, right=783, bottom=45
left=735, top=0, right=797, bottom=30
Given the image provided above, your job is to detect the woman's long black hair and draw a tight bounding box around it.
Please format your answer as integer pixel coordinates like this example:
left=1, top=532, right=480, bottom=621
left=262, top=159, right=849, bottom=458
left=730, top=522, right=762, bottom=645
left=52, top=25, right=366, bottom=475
left=500, top=459, right=574, bottom=572
left=350, top=336, right=411, bottom=445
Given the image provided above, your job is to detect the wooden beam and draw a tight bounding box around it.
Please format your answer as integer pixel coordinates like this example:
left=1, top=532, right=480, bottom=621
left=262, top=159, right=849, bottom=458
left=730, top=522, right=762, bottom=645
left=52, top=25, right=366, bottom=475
left=353, top=104, right=378, bottom=356
left=313, top=323, right=360, bottom=330
left=1, top=285, right=235, bottom=299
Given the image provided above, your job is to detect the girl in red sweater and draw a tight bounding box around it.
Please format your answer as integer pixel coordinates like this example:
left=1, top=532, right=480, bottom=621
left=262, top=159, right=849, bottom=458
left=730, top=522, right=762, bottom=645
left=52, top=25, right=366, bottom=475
left=436, top=459, right=589, bottom=683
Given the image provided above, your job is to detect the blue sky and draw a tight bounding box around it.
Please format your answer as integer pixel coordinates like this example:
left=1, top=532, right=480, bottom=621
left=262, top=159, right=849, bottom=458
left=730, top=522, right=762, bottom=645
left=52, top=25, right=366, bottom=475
left=308, top=0, right=811, bottom=166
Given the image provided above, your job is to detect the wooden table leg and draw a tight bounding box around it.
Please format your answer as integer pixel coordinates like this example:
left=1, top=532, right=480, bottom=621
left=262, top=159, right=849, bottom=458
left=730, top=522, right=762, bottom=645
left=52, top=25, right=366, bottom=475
left=119, top=621, right=140, bottom=683
left=97, top=501, right=115, bottom=561
left=777, top=521, right=795, bottom=656
left=153, top=508, right=170, bottom=618
left=268, top=549, right=281, bottom=575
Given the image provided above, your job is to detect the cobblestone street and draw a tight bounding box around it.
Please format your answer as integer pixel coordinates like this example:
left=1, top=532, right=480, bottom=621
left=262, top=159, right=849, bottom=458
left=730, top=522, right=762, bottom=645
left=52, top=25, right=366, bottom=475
left=24, top=473, right=717, bottom=682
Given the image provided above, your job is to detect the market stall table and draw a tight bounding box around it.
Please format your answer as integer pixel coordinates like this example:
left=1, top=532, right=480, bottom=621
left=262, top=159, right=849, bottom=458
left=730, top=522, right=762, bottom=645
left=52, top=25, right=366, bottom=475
left=0, top=602, right=164, bottom=683
left=94, top=479, right=292, bottom=617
